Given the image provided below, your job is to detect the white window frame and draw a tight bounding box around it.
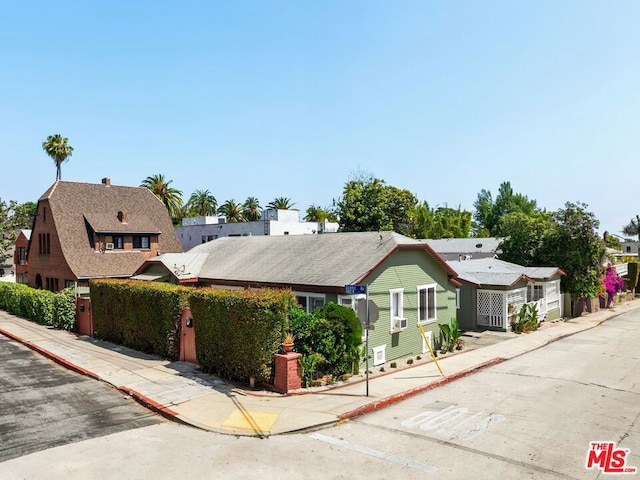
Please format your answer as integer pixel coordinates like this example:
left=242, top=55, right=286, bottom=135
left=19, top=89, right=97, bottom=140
left=295, top=292, right=326, bottom=313
left=389, top=288, right=406, bottom=332
left=373, top=345, right=386, bottom=366
left=339, top=294, right=367, bottom=340
left=417, top=284, right=437, bottom=324
left=421, top=329, right=433, bottom=354
left=455, top=288, right=461, bottom=309
left=527, top=283, right=544, bottom=302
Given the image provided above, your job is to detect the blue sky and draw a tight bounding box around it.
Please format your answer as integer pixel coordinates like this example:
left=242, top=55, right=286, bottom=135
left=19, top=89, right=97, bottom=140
left=2, top=1, right=639, bottom=237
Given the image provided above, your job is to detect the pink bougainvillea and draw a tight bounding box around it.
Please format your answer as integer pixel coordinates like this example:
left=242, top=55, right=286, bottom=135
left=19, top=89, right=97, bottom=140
left=600, top=264, right=625, bottom=307
left=603, top=264, right=625, bottom=294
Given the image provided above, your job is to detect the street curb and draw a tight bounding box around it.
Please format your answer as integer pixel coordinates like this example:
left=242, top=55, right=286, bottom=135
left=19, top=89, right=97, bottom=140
left=117, top=385, right=181, bottom=421
left=0, top=327, right=100, bottom=380
left=338, top=357, right=506, bottom=420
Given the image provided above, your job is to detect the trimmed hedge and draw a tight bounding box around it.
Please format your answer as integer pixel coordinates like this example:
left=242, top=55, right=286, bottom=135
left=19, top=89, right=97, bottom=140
left=189, top=288, right=296, bottom=383
left=90, top=279, right=190, bottom=361
left=0, top=282, right=75, bottom=330
left=626, top=262, right=639, bottom=294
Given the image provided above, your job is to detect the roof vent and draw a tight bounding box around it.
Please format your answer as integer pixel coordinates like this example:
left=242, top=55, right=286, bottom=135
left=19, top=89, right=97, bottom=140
left=117, top=211, right=127, bottom=224
left=102, top=177, right=111, bottom=186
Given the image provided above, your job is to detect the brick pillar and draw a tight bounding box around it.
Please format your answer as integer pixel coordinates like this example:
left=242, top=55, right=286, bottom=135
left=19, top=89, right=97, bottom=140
left=274, top=352, right=302, bottom=394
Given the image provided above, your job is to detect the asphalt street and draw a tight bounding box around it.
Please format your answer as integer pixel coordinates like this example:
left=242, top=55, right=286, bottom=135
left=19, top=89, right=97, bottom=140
left=0, top=335, right=163, bottom=462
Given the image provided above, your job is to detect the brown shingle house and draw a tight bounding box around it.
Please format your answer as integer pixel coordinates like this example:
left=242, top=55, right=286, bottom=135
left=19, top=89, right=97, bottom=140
left=27, top=178, right=183, bottom=291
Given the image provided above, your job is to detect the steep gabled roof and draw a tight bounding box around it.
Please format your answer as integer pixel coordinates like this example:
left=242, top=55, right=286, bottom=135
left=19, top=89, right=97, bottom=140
left=447, top=257, right=564, bottom=287
left=140, top=231, right=458, bottom=289
left=38, top=180, right=182, bottom=279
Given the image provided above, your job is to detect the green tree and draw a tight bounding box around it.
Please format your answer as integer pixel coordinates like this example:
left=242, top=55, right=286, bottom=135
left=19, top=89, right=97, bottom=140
left=540, top=202, right=605, bottom=297
left=497, top=211, right=553, bottom=266
left=218, top=199, right=244, bottom=222
left=140, top=174, right=184, bottom=221
left=42, top=134, right=74, bottom=181
left=186, top=189, right=217, bottom=216
left=473, top=181, right=539, bottom=236
left=11, top=202, right=37, bottom=230
left=335, top=178, right=417, bottom=236
left=0, top=200, right=36, bottom=264
left=243, top=197, right=262, bottom=221
left=602, top=231, right=622, bottom=251
left=412, top=201, right=472, bottom=239
left=622, top=215, right=640, bottom=256
left=267, top=197, right=295, bottom=210
left=304, top=204, right=337, bottom=223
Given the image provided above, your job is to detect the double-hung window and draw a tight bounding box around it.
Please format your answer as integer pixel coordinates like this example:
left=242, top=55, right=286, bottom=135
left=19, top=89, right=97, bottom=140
left=390, top=288, right=406, bottom=332
left=417, top=284, right=437, bottom=324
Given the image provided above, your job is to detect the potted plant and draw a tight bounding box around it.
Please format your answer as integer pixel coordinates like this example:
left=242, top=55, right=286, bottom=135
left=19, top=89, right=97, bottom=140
left=281, top=332, right=295, bottom=353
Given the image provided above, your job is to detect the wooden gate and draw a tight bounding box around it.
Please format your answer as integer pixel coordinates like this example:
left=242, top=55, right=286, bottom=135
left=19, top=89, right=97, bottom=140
left=180, top=307, right=198, bottom=364
left=76, top=297, right=93, bottom=336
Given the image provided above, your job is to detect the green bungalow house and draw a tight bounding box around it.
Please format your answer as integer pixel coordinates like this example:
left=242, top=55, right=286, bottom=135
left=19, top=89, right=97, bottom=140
left=133, top=231, right=461, bottom=366
left=446, top=257, right=565, bottom=332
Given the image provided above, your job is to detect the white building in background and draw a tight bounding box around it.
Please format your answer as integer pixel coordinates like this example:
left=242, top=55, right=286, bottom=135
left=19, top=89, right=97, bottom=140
left=175, top=208, right=339, bottom=251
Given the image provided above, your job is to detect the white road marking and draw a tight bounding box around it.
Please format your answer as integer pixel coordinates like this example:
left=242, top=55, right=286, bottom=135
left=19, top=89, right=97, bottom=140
left=309, top=432, right=438, bottom=474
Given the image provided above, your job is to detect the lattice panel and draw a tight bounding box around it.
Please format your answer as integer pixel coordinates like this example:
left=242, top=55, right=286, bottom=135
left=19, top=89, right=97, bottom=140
left=477, top=291, right=506, bottom=328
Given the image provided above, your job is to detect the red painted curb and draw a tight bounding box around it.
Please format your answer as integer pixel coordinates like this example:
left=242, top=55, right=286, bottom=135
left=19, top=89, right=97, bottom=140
left=339, top=357, right=506, bottom=420
left=118, top=386, right=179, bottom=418
left=0, top=327, right=100, bottom=379
left=0, top=327, right=26, bottom=344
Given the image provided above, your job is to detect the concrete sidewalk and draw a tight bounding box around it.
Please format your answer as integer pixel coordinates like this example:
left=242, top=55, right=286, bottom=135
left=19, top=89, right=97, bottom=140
left=1, top=300, right=638, bottom=437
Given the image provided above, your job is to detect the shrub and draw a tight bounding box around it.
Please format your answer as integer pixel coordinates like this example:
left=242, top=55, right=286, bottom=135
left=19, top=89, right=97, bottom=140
left=189, top=288, right=296, bottom=383
left=0, top=282, right=57, bottom=326
left=289, top=302, right=363, bottom=382
left=53, top=288, right=76, bottom=330
left=90, top=279, right=190, bottom=360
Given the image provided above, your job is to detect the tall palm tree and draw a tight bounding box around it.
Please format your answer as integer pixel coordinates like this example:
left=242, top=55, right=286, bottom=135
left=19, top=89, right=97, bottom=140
left=187, top=189, right=217, bottom=216
left=622, top=214, right=640, bottom=256
left=243, top=196, right=262, bottom=221
left=42, top=134, right=74, bottom=181
left=218, top=199, right=244, bottom=222
left=140, top=174, right=184, bottom=220
left=267, top=197, right=295, bottom=210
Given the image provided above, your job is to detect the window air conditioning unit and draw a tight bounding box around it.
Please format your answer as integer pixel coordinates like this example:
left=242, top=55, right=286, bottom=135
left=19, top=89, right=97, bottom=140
left=393, top=318, right=407, bottom=330
left=105, top=243, right=114, bottom=250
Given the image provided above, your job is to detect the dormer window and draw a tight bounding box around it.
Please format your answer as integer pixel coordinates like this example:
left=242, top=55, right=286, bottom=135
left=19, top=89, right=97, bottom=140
left=133, top=235, right=150, bottom=249
left=104, top=235, right=123, bottom=250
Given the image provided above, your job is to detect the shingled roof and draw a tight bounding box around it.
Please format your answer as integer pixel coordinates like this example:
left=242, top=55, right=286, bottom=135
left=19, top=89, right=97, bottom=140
left=38, top=180, right=183, bottom=279
left=138, top=231, right=458, bottom=290
left=446, top=257, right=564, bottom=287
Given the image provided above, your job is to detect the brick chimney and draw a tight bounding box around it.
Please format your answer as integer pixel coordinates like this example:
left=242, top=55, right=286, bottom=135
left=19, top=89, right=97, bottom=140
left=102, top=177, right=111, bottom=186
left=117, top=211, right=127, bottom=224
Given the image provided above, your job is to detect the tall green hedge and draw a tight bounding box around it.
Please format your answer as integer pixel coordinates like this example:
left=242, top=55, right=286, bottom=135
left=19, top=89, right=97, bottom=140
left=189, top=288, right=296, bottom=383
left=90, top=279, right=190, bottom=360
left=626, top=262, right=639, bottom=294
left=0, top=282, right=75, bottom=329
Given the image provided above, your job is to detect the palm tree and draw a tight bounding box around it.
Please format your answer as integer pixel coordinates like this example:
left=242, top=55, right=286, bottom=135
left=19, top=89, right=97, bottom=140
left=186, top=189, right=217, bottom=216
left=218, top=199, right=244, bottom=222
left=243, top=196, right=261, bottom=221
left=42, top=134, right=74, bottom=181
left=304, top=204, right=337, bottom=223
left=622, top=215, right=640, bottom=256
left=140, top=174, right=184, bottom=220
left=267, top=197, right=295, bottom=210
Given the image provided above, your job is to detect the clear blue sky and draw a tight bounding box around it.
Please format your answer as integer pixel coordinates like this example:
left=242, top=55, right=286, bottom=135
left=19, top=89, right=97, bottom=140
left=2, top=1, right=638, bottom=237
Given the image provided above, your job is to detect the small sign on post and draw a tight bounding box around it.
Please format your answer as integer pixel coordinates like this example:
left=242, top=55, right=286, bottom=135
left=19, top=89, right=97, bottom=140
left=344, top=284, right=367, bottom=295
